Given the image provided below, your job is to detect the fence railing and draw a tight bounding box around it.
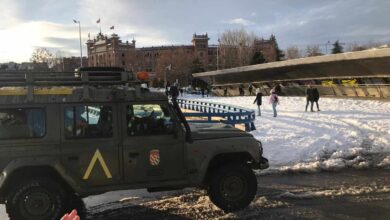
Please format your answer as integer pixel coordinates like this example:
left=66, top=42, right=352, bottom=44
left=176, top=99, right=256, bottom=131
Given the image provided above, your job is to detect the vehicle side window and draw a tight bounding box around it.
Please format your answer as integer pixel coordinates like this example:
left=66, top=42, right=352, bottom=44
left=127, top=104, right=174, bottom=136
left=64, top=105, right=113, bottom=138
left=0, top=108, right=45, bottom=139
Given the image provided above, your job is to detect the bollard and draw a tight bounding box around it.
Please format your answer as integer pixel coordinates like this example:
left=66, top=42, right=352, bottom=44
left=245, top=123, right=250, bottom=132
left=250, top=122, right=256, bottom=131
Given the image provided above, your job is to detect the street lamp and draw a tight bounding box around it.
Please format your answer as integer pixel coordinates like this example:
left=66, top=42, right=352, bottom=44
left=164, top=64, right=171, bottom=87
left=73, top=19, right=83, bottom=67
left=217, top=38, right=220, bottom=70
left=325, top=41, right=331, bottom=54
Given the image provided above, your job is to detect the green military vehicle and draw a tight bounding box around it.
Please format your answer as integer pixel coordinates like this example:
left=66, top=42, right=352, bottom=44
left=0, top=67, right=268, bottom=220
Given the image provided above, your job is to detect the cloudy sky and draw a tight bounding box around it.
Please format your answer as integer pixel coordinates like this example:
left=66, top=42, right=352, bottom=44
left=1, top=0, right=389, bottom=62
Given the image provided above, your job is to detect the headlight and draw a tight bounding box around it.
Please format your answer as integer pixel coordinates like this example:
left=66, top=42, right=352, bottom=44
left=257, top=140, right=263, bottom=155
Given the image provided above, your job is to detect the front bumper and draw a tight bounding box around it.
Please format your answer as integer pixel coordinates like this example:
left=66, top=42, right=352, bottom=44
left=252, top=156, right=269, bottom=170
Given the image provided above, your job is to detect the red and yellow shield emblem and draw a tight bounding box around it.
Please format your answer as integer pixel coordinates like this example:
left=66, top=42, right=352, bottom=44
left=149, top=149, right=160, bottom=166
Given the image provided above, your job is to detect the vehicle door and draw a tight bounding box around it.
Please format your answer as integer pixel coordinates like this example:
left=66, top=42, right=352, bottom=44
left=60, top=103, right=121, bottom=187
left=121, top=101, right=185, bottom=183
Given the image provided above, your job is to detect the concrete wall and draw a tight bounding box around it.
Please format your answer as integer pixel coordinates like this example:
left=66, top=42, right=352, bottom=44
left=212, top=84, right=390, bottom=99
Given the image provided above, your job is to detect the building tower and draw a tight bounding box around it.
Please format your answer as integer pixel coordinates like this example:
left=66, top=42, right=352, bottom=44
left=192, top=33, right=210, bottom=69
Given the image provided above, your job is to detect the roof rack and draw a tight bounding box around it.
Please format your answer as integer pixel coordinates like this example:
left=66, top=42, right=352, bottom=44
left=0, top=67, right=133, bottom=87
left=0, top=67, right=136, bottom=102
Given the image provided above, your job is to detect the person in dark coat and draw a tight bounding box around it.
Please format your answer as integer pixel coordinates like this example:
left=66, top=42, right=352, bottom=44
left=201, top=88, right=205, bottom=97
left=239, top=85, right=244, bottom=96
left=305, top=85, right=314, bottom=112
left=165, top=81, right=171, bottom=96
left=223, top=87, right=228, bottom=96
left=170, top=84, right=179, bottom=100
left=253, top=88, right=263, bottom=116
left=248, top=84, right=254, bottom=95
left=312, top=87, right=320, bottom=111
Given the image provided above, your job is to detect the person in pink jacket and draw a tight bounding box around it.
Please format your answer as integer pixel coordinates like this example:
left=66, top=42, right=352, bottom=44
left=269, top=89, right=279, bottom=117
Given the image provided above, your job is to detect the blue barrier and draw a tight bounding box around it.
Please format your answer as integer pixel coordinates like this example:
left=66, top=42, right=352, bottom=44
left=177, top=99, right=256, bottom=131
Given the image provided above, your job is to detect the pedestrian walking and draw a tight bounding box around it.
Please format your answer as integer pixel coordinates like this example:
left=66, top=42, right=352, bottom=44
left=305, top=85, right=314, bottom=112
left=179, top=88, right=184, bottom=97
left=223, top=87, right=228, bottom=96
left=206, top=87, right=210, bottom=97
left=201, top=88, right=205, bottom=97
left=312, top=87, right=320, bottom=111
left=239, top=85, right=244, bottom=96
left=165, top=81, right=171, bottom=97
left=269, top=89, right=279, bottom=117
left=248, top=84, right=254, bottom=95
left=170, top=83, right=179, bottom=100
left=253, top=88, right=263, bottom=116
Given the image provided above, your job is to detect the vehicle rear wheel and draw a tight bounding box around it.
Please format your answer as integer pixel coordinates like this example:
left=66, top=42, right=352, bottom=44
left=5, top=177, right=70, bottom=220
left=207, top=162, right=257, bottom=212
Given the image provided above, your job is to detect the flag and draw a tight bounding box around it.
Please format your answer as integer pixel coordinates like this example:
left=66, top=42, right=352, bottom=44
left=110, top=26, right=114, bottom=30
left=73, top=19, right=78, bottom=23
left=96, top=18, right=100, bottom=23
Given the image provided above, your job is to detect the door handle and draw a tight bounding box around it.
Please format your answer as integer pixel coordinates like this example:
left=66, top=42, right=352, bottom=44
left=128, top=152, right=139, bottom=158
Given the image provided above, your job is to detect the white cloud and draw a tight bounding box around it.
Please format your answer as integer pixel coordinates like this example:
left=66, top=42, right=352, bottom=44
left=225, top=18, right=254, bottom=26
left=1, top=0, right=390, bottom=62
left=0, top=0, right=171, bottom=62
left=0, top=0, right=22, bottom=30
left=0, top=21, right=82, bottom=62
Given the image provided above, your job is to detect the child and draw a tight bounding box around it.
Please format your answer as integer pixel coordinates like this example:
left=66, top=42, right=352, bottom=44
left=269, top=89, right=279, bottom=117
left=253, top=88, right=263, bottom=116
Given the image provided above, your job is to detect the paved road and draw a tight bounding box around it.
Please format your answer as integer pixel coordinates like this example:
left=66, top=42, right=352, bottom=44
left=87, top=169, right=390, bottom=220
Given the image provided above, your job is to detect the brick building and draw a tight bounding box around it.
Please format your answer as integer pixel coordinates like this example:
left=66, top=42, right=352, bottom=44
left=86, top=32, right=278, bottom=82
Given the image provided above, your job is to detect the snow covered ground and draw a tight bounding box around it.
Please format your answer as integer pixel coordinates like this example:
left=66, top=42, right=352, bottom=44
left=186, top=95, right=390, bottom=173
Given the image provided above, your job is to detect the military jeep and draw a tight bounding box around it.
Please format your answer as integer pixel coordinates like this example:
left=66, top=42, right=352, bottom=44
left=0, top=67, right=268, bottom=220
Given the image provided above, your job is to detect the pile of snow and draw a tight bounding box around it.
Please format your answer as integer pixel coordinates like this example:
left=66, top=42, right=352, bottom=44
left=87, top=190, right=290, bottom=220
left=279, top=184, right=390, bottom=199
left=184, top=95, right=390, bottom=173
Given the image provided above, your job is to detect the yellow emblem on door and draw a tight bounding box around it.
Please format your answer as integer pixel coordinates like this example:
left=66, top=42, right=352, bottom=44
left=83, top=149, right=112, bottom=180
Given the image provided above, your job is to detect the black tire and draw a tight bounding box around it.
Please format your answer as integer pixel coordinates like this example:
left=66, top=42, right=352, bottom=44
left=207, top=162, right=257, bottom=212
left=5, top=177, right=70, bottom=220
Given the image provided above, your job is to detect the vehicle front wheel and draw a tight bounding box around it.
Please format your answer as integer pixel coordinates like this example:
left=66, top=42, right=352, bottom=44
left=5, top=177, right=70, bottom=220
left=207, top=162, right=257, bottom=212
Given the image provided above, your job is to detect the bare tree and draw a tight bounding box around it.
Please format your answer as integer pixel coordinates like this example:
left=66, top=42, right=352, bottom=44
left=30, top=48, right=56, bottom=68
left=305, top=45, right=322, bottom=57
left=285, top=46, right=302, bottom=59
left=219, top=28, right=256, bottom=68
left=346, top=42, right=367, bottom=52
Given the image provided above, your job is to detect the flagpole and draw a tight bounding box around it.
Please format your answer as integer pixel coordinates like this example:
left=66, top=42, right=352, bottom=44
left=97, top=18, right=101, bottom=33
left=78, top=22, right=83, bottom=67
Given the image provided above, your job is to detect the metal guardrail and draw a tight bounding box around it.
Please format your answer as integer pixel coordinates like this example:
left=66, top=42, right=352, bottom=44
left=0, top=70, right=133, bottom=86
left=177, top=99, right=256, bottom=131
